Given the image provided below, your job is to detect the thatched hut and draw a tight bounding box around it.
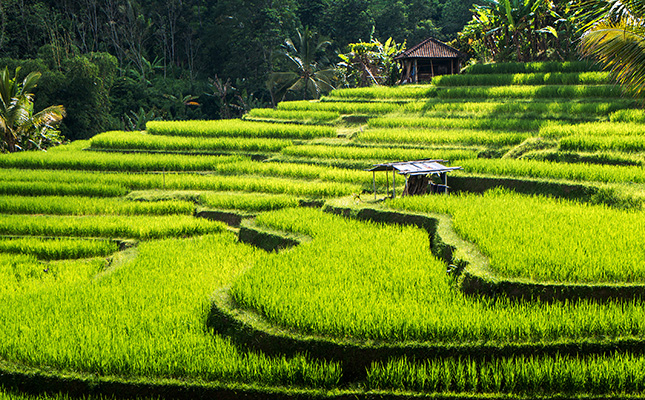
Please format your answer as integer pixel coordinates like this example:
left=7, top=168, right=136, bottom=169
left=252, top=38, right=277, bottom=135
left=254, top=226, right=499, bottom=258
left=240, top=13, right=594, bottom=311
left=395, top=37, right=465, bottom=83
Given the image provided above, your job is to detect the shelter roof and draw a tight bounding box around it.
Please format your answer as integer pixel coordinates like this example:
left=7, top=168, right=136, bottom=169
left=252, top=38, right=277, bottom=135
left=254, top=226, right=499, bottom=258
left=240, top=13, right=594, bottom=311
left=367, top=159, right=462, bottom=176
left=394, top=37, right=465, bottom=60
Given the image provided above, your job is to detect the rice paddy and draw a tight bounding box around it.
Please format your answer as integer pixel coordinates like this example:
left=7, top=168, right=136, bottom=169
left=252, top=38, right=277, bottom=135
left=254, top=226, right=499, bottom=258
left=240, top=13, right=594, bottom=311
left=3, top=62, right=645, bottom=399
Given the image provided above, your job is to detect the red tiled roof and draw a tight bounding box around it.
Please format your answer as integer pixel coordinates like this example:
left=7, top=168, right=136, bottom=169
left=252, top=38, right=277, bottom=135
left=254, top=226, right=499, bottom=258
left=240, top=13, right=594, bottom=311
left=394, top=37, right=464, bottom=60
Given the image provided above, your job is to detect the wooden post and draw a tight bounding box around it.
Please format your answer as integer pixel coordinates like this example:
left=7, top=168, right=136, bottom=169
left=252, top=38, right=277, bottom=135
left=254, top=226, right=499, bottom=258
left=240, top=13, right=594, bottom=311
left=373, top=171, right=376, bottom=200
left=442, top=172, right=448, bottom=195
left=431, top=59, right=434, bottom=77
left=414, top=59, right=418, bottom=83
left=392, top=169, right=396, bottom=198
left=386, top=170, right=389, bottom=198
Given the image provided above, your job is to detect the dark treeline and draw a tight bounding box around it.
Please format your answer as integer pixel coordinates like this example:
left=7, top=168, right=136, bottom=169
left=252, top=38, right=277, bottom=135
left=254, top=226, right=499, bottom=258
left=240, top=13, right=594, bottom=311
left=0, top=0, right=477, bottom=140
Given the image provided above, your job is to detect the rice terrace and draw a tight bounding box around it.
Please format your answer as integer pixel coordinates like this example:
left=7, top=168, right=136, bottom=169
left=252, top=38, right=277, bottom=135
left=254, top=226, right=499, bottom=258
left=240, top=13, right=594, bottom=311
left=7, top=58, right=645, bottom=400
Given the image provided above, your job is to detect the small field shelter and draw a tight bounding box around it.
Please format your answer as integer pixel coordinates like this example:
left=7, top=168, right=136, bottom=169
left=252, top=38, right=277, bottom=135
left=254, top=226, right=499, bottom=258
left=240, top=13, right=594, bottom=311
left=367, top=159, right=462, bottom=199
left=395, top=37, right=465, bottom=83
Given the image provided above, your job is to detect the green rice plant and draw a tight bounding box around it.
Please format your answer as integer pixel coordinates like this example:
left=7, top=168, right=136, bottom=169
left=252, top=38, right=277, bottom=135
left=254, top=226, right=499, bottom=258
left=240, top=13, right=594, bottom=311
left=0, top=149, right=242, bottom=172
left=0, top=180, right=127, bottom=197
left=358, top=128, right=529, bottom=147
left=390, top=189, right=645, bottom=283
left=276, top=99, right=415, bottom=114
left=328, top=85, right=438, bottom=100
left=0, top=234, right=341, bottom=387
left=540, top=121, right=645, bottom=138
left=456, top=158, right=645, bottom=184
left=0, top=196, right=194, bottom=215
left=520, top=149, right=643, bottom=167
left=462, top=61, right=601, bottom=75
left=0, top=390, right=163, bottom=400
left=200, top=192, right=300, bottom=211
left=90, top=130, right=292, bottom=153
left=281, top=144, right=478, bottom=162
left=231, top=208, right=645, bottom=343
left=0, top=214, right=225, bottom=240
left=369, top=116, right=547, bottom=132
left=244, top=108, right=340, bottom=122
left=0, top=237, right=118, bottom=260
left=610, top=109, right=645, bottom=123
left=146, top=119, right=335, bottom=139
left=560, top=135, right=645, bottom=153
left=0, top=253, right=105, bottom=297
left=0, top=168, right=360, bottom=198
left=422, top=99, right=635, bottom=121
left=435, top=85, right=623, bottom=100
left=367, top=353, right=645, bottom=395
left=432, top=72, right=611, bottom=87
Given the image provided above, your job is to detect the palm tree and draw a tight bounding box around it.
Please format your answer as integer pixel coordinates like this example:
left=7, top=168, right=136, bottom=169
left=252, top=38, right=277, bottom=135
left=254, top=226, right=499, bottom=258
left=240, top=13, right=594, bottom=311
left=268, top=29, right=336, bottom=103
left=0, top=67, right=66, bottom=152
left=579, top=0, right=645, bottom=98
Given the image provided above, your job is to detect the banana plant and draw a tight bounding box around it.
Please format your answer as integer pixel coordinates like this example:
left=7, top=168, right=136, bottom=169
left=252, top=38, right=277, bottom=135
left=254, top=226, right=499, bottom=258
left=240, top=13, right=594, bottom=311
left=0, top=66, right=65, bottom=152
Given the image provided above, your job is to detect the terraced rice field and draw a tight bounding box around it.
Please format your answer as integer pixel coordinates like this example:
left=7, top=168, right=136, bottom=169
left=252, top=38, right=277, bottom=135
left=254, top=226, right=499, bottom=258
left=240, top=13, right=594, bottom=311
left=4, top=61, right=645, bottom=400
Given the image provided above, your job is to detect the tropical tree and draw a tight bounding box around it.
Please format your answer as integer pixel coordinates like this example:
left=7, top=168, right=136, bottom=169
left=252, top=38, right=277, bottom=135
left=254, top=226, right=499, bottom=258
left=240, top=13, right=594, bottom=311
left=0, top=66, right=65, bottom=152
left=338, top=36, right=406, bottom=87
left=578, top=0, right=645, bottom=98
left=267, top=28, right=336, bottom=103
left=459, top=0, right=577, bottom=62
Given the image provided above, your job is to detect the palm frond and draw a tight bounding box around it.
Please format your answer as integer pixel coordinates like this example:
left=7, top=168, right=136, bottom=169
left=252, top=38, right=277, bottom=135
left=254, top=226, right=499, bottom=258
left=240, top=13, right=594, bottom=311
left=32, top=105, right=66, bottom=129
left=582, top=22, right=645, bottom=96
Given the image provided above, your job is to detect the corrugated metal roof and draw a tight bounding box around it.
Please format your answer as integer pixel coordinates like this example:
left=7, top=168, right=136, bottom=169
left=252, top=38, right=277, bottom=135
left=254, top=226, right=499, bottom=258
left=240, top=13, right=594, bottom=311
left=394, top=37, right=464, bottom=60
left=367, top=159, right=462, bottom=175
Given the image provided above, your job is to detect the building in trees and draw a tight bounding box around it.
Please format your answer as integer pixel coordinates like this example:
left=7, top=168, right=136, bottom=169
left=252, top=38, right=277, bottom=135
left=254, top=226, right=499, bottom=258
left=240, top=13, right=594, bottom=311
left=395, top=37, right=464, bottom=83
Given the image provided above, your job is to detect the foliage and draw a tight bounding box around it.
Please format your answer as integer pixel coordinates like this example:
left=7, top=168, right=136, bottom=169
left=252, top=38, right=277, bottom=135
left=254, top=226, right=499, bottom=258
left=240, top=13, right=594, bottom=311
left=0, top=166, right=360, bottom=198
left=391, top=189, right=645, bottom=283
left=358, top=127, right=529, bottom=146
left=232, top=207, right=645, bottom=342
left=200, top=192, right=300, bottom=211
left=0, top=234, right=341, bottom=386
left=146, top=119, right=335, bottom=139
left=281, top=144, right=478, bottom=162
left=432, top=71, right=611, bottom=86
left=337, top=36, right=406, bottom=87
left=369, top=115, right=546, bottom=132
left=0, top=214, right=225, bottom=240
left=0, top=195, right=194, bottom=216
left=0, top=149, right=241, bottom=172
left=90, top=130, right=292, bottom=153
left=268, top=29, right=336, bottom=102
left=368, top=353, right=645, bottom=394
left=459, top=0, right=581, bottom=62
left=0, top=66, right=65, bottom=152
left=578, top=0, right=645, bottom=100
left=245, top=108, right=340, bottom=123
left=462, top=60, right=601, bottom=74
left=0, top=237, right=118, bottom=260
left=457, top=157, right=645, bottom=184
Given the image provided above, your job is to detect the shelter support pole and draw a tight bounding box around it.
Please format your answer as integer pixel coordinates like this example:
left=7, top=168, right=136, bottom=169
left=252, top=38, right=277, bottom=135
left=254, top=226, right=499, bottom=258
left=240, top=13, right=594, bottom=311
left=393, top=170, right=396, bottom=199
left=431, top=59, right=434, bottom=77
left=414, top=59, right=418, bottom=83
left=373, top=171, right=376, bottom=200
left=386, top=171, right=389, bottom=199
left=442, top=172, right=448, bottom=195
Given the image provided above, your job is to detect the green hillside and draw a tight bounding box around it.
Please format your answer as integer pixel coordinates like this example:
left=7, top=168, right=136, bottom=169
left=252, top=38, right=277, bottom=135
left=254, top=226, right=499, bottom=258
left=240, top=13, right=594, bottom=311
left=3, top=61, right=645, bottom=400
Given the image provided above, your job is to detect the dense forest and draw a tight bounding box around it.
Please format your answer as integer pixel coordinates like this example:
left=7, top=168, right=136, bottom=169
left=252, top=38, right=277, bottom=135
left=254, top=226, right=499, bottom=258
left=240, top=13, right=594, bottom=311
left=1, top=0, right=595, bottom=142
left=0, top=0, right=482, bottom=140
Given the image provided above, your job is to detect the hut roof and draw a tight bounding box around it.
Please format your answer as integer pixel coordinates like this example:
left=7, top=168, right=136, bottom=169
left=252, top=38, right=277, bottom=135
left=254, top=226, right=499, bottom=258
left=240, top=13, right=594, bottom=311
left=394, top=37, right=465, bottom=60
left=367, top=159, right=462, bottom=176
